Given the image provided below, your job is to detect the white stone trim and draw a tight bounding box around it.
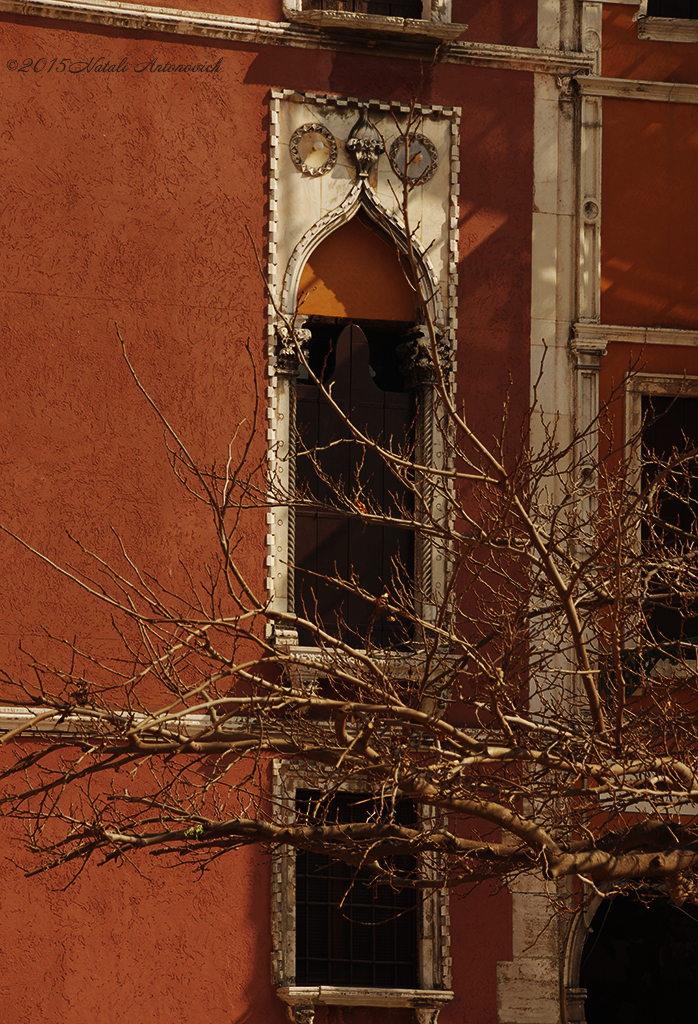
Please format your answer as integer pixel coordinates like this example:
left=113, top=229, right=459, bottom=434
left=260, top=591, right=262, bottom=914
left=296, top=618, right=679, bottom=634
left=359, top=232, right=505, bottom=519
left=581, top=1, right=602, bottom=76
left=281, top=0, right=466, bottom=41
left=625, top=371, right=698, bottom=447
left=497, top=875, right=564, bottom=1024
left=283, top=0, right=450, bottom=21
left=0, top=0, right=594, bottom=74
left=0, top=706, right=244, bottom=737
left=265, top=89, right=459, bottom=624
left=576, top=75, right=698, bottom=103
left=638, top=17, right=698, bottom=41
left=578, top=91, right=602, bottom=325
left=573, top=322, right=698, bottom=347
left=270, top=761, right=453, bottom=1016
left=279, top=183, right=445, bottom=327
left=278, top=986, right=453, bottom=1024
left=636, top=0, right=698, bottom=41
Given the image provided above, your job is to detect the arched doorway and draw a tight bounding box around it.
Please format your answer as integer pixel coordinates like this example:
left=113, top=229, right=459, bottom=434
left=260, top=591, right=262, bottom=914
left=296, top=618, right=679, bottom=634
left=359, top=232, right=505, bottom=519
left=580, top=892, right=698, bottom=1023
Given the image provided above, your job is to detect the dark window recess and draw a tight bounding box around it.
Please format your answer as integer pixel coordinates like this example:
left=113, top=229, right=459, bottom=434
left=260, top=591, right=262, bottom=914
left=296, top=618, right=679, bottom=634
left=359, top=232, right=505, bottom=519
left=303, top=0, right=424, bottom=17
left=581, top=892, right=698, bottom=1024
left=646, top=0, right=698, bottom=17
left=642, top=395, right=698, bottom=645
left=295, top=321, right=415, bottom=646
left=295, top=790, right=419, bottom=988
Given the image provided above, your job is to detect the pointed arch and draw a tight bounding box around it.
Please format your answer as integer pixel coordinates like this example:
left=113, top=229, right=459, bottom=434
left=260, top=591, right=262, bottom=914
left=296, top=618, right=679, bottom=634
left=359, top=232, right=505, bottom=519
left=280, top=183, right=445, bottom=327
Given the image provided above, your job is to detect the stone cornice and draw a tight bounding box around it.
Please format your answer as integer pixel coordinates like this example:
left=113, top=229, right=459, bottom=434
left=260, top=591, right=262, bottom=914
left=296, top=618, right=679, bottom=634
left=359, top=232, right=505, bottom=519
left=575, top=75, right=698, bottom=104
left=573, top=322, right=698, bottom=348
left=638, top=15, right=698, bottom=42
left=0, top=0, right=594, bottom=74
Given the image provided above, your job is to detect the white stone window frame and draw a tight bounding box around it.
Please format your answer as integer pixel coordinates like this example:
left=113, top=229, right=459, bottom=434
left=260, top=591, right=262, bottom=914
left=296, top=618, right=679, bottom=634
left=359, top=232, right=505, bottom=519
left=282, top=0, right=468, bottom=41
left=271, top=761, right=453, bottom=1024
left=623, top=372, right=698, bottom=684
left=266, top=90, right=460, bottom=654
left=625, top=371, right=698, bottom=486
left=634, top=0, right=698, bottom=41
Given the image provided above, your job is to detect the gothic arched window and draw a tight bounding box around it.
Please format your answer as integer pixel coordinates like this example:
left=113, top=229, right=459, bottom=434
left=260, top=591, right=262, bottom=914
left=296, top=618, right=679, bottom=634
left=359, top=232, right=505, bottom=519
left=294, top=318, right=416, bottom=645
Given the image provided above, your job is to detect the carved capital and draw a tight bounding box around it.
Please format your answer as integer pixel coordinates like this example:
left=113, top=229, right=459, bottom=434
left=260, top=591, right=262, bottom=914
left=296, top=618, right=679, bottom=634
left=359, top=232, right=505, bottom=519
left=556, top=75, right=578, bottom=101
left=276, top=321, right=312, bottom=375
left=286, top=1007, right=315, bottom=1024
left=347, top=108, right=384, bottom=181
left=414, top=1009, right=442, bottom=1024
left=397, top=324, right=449, bottom=388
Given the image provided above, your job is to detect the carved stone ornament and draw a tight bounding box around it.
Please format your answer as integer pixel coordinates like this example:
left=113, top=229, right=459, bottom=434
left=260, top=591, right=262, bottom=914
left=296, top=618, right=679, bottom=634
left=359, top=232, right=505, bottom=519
left=389, top=133, right=439, bottom=188
left=289, top=123, right=338, bottom=177
left=397, top=324, right=448, bottom=388
left=556, top=74, right=578, bottom=101
left=346, top=107, right=384, bottom=180
left=275, top=321, right=312, bottom=375
left=286, top=1007, right=315, bottom=1024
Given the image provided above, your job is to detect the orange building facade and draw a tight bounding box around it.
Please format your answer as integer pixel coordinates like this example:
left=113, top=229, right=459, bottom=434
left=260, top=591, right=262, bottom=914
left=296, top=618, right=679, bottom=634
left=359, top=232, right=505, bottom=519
left=1, top=2, right=698, bottom=1022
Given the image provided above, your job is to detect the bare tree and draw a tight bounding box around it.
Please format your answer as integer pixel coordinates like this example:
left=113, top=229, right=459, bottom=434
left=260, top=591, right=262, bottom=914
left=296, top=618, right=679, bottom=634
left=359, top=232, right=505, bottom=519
left=2, top=114, right=698, bottom=909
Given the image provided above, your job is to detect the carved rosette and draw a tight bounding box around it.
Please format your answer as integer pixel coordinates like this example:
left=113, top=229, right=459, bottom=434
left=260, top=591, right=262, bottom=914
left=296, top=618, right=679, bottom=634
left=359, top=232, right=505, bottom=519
left=346, top=108, right=384, bottom=181
left=275, top=321, right=312, bottom=376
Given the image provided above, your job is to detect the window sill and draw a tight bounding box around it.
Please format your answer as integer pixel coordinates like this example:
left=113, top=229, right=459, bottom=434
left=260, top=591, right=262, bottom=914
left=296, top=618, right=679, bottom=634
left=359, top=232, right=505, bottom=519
left=278, top=985, right=454, bottom=1012
left=282, top=5, right=467, bottom=41
left=637, top=16, right=698, bottom=41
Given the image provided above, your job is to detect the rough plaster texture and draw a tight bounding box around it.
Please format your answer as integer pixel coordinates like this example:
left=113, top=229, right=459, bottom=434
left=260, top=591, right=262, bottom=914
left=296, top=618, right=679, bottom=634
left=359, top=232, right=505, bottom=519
left=0, top=8, right=537, bottom=1021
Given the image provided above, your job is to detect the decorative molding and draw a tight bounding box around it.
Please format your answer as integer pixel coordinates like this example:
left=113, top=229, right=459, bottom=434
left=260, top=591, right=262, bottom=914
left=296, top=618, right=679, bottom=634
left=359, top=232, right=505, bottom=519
left=638, top=15, right=698, bottom=42
left=279, top=182, right=445, bottom=325
left=578, top=95, right=602, bottom=324
left=575, top=76, right=698, bottom=105
left=0, top=0, right=594, bottom=75
left=0, top=706, right=245, bottom=738
left=289, top=124, right=337, bottom=178
left=563, top=896, right=601, bottom=1024
left=573, top=322, right=698, bottom=347
left=581, top=0, right=602, bottom=76
left=389, top=132, right=439, bottom=188
left=625, top=372, right=698, bottom=491
left=346, top=107, right=385, bottom=180
left=281, top=1, right=466, bottom=42
left=278, top=986, right=454, bottom=1024
left=271, top=762, right=453, bottom=1014
left=266, top=89, right=459, bottom=619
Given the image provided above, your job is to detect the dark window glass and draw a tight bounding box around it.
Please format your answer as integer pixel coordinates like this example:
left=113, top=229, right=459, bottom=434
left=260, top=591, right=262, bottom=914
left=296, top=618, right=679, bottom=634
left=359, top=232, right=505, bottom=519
left=295, top=320, right=415, bottom=646
left=581, top=893, right=698, bottom=1024
left=295, top=790, right=419, bottom=988
left=642, top=395, right=698, bottom=645
left=304, top=0, right=424, bottom=17
left=647, top=0, right=698, bottom=17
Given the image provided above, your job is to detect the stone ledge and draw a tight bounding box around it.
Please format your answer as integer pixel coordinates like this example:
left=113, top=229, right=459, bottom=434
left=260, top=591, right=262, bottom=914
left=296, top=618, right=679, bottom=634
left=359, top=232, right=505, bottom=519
left=282, top=5, right=467, bottom=41
left=278, top=986, right=454, bottom=1023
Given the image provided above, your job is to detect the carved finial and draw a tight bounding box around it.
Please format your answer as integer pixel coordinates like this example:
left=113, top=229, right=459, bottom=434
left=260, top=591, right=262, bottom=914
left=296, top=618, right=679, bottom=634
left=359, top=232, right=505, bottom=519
left=346, top=107, right=384, bottom=181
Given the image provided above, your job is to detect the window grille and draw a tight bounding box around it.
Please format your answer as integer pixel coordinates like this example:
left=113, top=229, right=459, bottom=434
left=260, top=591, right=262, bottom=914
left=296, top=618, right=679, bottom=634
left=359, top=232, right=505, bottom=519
left=294, top=320, right=416, bottom=646
left=294, top=790, right=419, bottom=988
left=303, top=0, right=424, bottom=17
left=641, top=394, right=698, bottom=645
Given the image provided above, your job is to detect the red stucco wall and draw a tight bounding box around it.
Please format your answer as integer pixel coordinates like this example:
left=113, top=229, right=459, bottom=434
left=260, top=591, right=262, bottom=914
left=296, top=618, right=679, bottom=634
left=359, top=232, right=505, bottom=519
left=602, top=3, right=698, bottom=84
left=601, top=97, right=698, bottom=330
left=1, top=9, right=532, bottom=1020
